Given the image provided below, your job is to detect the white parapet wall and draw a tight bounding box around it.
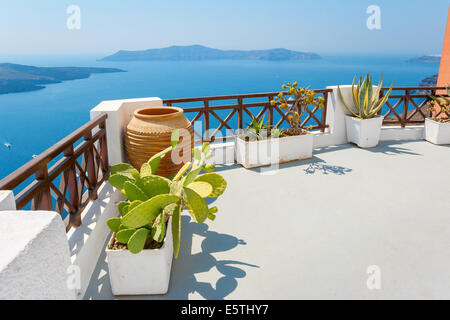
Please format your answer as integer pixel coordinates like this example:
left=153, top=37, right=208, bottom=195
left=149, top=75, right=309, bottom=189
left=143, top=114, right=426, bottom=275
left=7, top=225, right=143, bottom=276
left=0, top=190, right=15, bottom=211
left=67, top=182, right=123, bottom=299
left=380, top=125, right=425, bottom=141
left=0, top=209, right=75, bottom=300
left=313, top=86, right=350, bottom=148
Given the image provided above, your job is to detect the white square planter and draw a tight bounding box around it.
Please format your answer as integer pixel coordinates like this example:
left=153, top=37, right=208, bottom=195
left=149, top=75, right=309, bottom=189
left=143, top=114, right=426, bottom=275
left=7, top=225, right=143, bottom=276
left=424, top=118, right=450, bottom=145
left=345, top=115, right=383, bottom=148
left=235, top=133, right=313, bottom=168
left=106, top=218, right=173, bottom=296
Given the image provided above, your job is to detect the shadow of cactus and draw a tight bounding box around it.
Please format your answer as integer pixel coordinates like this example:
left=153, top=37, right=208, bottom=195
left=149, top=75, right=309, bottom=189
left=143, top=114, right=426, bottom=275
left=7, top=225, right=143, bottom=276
left=85, top=215, right=259, bottom=300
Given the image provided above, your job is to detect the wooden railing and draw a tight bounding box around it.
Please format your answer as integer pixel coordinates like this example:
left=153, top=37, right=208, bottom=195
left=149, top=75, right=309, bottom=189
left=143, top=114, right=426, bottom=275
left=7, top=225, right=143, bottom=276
left=163, top=89, right=332, bottom=144
left=380, top=86, right=449, bottom=127
left=0, top=114, right=109, bottom=232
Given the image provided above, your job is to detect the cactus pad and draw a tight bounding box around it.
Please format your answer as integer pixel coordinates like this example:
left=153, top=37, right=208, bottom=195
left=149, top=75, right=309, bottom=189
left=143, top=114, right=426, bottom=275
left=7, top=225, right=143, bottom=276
left=122, top=194, right=180, bottom=228
left=171, top=203, right=182, bottom=259
left=117, top=201, right=130, bottom=216
left=109, top=173, right=135, bottom=190
left=116, top=228, right=136, bottom=244
left=106, top=217, right=122, bottom=232
left=147, top=145, right=172, bottom=174
left=111, top=163, right=135, bottom=177
left=131, top=169, right=141, bottom=180
left=186, top=181, right=213, bottom=198
left=194, top=173, right=227, bottom=198
left=151, top=213, right=167, bottom=243
left=207, top=213, right=216, bottom=221
left=140, top=175, right=171, bottom=199
left=183, top=187, right=208, bottom=223
left=140, top=162, right=152, bottom=177
left=123, top=181, right=148, bottom=202
left=127, top=228, right=150, bottom=254
left=183, top=166, right=202, bottom=186
left=128, top=200, right=142, bottom=211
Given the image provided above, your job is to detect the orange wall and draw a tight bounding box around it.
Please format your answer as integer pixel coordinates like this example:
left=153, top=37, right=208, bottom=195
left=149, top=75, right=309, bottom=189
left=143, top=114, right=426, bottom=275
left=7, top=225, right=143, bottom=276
left=437, top=5, right=450, bottom=87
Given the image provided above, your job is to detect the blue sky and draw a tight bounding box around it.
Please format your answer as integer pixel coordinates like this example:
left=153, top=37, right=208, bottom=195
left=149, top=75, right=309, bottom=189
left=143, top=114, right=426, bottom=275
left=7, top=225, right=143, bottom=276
left=0, top=0, right=448, bottom=55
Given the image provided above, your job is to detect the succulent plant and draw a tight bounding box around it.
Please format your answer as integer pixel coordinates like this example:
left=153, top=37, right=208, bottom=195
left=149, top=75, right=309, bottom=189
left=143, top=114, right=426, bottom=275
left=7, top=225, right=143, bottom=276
left=270, top=82, right=325, bottom=135
left=245, top=115, right=269, bottom=140
left=338, top=74, right=394, bottom=119
left=106, top=130, right=227, bottom=257
left=244, top=115, right=284, bottom=140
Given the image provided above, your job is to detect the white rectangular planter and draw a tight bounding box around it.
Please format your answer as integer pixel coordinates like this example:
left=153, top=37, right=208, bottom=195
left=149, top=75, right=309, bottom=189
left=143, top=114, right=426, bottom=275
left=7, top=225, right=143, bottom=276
left=106, top=218, right=173, bottom=296
left=235, top=133, right=313, bottom=168
left=424, top=118, right=450, bottom=145
left=345, top=115, right=383, bottom=148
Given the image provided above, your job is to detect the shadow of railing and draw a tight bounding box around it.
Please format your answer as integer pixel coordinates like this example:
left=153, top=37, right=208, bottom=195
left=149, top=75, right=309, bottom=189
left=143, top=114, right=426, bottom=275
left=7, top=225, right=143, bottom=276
left=314, top=141, right=423, bottom=157
left=361, top=140, right=423, bottom=156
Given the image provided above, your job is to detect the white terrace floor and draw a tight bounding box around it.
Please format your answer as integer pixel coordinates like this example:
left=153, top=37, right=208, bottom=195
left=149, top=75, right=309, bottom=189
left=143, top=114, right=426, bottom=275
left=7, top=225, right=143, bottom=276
left=85, top=140, right=450, bottom=300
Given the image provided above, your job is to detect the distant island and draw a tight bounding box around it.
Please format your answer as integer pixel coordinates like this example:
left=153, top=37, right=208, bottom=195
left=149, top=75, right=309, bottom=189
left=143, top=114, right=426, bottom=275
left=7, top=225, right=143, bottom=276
left=411, top=74, right=438, bottom=95
left=408, top=54, right=441, bottom=64
left=419, top=74, right=438, bottom=87
left=0, top=63, right=125, bottom=94
left=101, top=45, right=321, bottom=61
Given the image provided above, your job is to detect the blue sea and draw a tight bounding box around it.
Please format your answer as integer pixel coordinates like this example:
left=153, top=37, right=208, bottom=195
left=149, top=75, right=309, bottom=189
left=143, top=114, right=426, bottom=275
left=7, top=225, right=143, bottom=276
left=0, top=54, right=439, bottom=179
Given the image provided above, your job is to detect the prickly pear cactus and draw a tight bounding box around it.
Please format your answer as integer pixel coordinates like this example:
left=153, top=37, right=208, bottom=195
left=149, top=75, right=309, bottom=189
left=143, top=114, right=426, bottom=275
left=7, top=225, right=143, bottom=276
left=107, top=130, right=228, bottom=256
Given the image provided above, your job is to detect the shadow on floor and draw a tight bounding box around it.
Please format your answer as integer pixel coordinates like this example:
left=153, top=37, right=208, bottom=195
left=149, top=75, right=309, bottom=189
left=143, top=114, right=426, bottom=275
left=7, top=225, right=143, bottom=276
left=302, top=157, right=353, bottom=175
left=68, top=184, right=114, bottom=257
left=211, top=163, right=241, bottom=173
left=362, top=140, right=423, bottom=156
left=314, top=144, right=354, bottom=155
left=244, top=155, right=353, bottom=176
left=314, top=141, right=423, bottom=157
left=84, top=215, right=258, bottom=300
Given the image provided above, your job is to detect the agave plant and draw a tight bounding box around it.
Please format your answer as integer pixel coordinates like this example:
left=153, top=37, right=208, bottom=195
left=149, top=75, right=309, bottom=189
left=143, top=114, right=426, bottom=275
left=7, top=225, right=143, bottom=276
left=245, top=115, right=269, bottom=140
left=106, top=130, right=227, bottom=258
left=244, top=115, right=284, bottom=140
left=338, top=74, right=394, bottom=119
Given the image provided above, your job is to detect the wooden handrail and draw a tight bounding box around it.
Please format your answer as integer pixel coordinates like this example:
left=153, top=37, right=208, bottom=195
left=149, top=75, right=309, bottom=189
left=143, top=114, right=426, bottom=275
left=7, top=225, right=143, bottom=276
left=163, top=89, right=332, bottom=104
left=0, top=113, right=107, bottom=191
left=0, top=113, right=109, bottom=232
left=163, top=89, right=332, bottom=143
left=379, top=86, right=448, bottom=127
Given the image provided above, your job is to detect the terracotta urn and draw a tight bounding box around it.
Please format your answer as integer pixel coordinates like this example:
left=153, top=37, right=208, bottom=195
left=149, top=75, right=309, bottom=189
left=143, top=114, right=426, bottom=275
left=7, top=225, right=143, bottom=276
left=125, top=106, right=194, bottom=177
